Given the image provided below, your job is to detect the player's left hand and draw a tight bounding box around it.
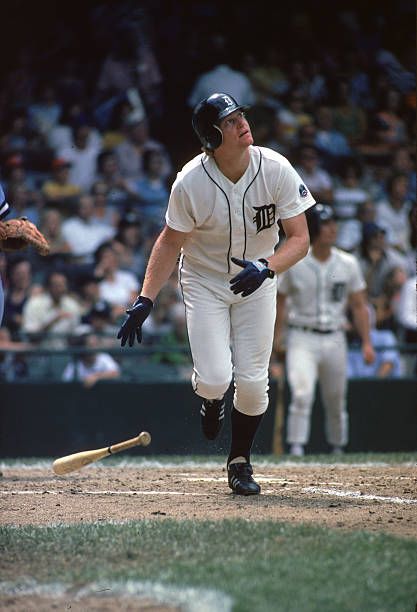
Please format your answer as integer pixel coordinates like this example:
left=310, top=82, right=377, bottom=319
left=229, top=257, right=274, bottom=297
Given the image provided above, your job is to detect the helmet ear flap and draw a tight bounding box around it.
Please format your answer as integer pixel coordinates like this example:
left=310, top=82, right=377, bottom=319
left=203, top=124, right=223, bottom=151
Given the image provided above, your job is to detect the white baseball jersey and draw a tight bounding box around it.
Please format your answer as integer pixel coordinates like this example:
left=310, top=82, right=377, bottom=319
left=166, top=146, right=315, bottom=275
left=277, top=247, right=366, bottom=331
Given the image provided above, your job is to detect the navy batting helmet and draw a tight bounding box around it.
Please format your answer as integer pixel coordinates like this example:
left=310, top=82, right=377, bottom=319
left=192, top=93, right=250, bottom=151
left=306, top=204, right=335, bottom=242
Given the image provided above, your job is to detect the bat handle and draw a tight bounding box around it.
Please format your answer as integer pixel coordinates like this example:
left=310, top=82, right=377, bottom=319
left=108, top=431, right=151, bottom=454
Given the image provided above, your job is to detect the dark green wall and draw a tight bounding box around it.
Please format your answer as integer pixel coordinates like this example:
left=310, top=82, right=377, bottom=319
left=1, top=379, right=416, bottom=457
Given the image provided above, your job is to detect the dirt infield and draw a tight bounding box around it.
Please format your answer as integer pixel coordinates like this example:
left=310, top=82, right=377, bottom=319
left=1, top=462, right=416, bottom=538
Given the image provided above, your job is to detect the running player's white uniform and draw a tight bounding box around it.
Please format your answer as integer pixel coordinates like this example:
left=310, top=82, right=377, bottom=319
left=278, top=247, right=366, bottom=447
left=0, top=183, right=11, bottom=324
left=166, top=145, right=315, bottom=416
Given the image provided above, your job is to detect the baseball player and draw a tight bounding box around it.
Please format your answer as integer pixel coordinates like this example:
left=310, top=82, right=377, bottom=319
left=118, top=93, right=315, bottom=494
left=275, top=204, right=375, bottom=456
left=0, top=182, right=50, bottom=324
left=0, top=183, right=10, bottom=323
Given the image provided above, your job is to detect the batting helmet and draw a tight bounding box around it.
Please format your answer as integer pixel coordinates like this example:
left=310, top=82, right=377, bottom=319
left=192, top=93, right=250, bottom=151
left=306, top=203, right=335, bottom=242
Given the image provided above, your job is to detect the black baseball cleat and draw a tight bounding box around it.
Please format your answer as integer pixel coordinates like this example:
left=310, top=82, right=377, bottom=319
left=227, top=462, right=261, bottom=496
left=200, top=398, right=225, bottom=440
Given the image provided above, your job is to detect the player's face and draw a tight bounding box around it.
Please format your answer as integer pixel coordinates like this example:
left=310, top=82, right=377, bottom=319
left=317, top=219, right=338, bottom=245
left=220, top=111, right=253, bottom=149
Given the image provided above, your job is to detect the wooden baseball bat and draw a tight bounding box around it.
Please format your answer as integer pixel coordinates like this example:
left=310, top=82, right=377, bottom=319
left=52, top=431, right=151, bottom=475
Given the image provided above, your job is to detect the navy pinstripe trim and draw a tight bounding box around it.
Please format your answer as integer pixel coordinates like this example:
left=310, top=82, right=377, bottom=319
left=201, top=158, right=232, bottom=273
left=242, top=148, right=262, bottom=260
left=0, top=200, right=10, bottom=220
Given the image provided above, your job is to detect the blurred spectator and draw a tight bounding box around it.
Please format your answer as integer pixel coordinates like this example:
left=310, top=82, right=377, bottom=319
left=2, top=153, right=38, bottom=193
left=112, top=211, right=146, bottom=279
left=375, top=172, right=413, bottom=254
left=391, top=146, right=416, bottom=203
left=0, top=108, right=41, bottom=159
left=332, top=79, right=368, bottom=146
left=95, top=150, right=135, bottom=209
left=313, top=105, right=352, bottom=172
left=39, top=207, right=71, bottom=252
left=394, top=276, right=417, bottom=375
left=3, top=258, right=39, bottom=339
left=243, top=47, right=289, bottom=109
left=142, top=284, right=182, bottom=342
left=187, top=33, right=255, bottom=109
left=62, top=328, right=120, bottom=387
left=348, top=305, right=402, bottom=378
left=374, top=88, right=408, bottom=150
left=0, top=326, right=30, bottom=381
left=128, top=148, right=170, bottom=229
left=294, top=145, right=333, bottom=204
left=41, top=158, right=82, bottom=211
left=90, top=180, right=120, bottom=229
left=47, top=103, right=102, bottom=153
left=4, top=183, right=41, bottom=226
left=276, top=90, right=313, bottom=148
left=57, top=123, right=102, bottom=191
left=61, top=195, right=115, bottom=262
left=332, top=157, right=371, bottom=252
left=372, top=266, right=408, bottom=332
left=22, top=270, right=82, bottom=348
left=93, top=241, right=139, bottom=319
left=114, top=109, right=172, bottom=182
left=358, top=223, right=408, bottom=301
left=27, top=83, right=62, bottom=139
left=81, top=299, right=118, bottom=348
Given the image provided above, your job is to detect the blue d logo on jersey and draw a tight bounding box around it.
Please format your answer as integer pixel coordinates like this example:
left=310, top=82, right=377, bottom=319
left=253, top=204, right=276, bottom=233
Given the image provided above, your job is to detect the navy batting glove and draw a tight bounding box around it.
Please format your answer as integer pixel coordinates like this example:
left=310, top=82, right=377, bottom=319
left=229, top=257, right=275, bottom=297
left=117, top=296, right=153, bottom=347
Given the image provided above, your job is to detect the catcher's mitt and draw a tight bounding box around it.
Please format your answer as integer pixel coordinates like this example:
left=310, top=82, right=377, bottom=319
left=0, top=217, right=50, bottom=255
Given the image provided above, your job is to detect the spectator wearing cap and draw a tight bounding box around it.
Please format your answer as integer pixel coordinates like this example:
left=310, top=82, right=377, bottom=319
left=3, top=154, right=37, bottom=194
left=57, top=123, right=103, bottom=191
left=62, top=327, right=120, bottom=387
left=61, top=195, right=116, bottom=263
left=114, top=109, right=172, bottom=182
left=42, top=158, right=82, bottom=210
left=82, top=299, right=119, bottom=348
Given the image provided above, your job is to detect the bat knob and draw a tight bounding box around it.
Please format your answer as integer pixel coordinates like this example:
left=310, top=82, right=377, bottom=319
left=139, top=431, right=151, bottom=446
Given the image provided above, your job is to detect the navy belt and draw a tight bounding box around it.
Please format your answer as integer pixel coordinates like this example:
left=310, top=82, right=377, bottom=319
left=289, top=325, right=338, bottom=334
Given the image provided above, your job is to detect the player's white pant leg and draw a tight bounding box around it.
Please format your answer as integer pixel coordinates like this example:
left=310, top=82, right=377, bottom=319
left=180, top=267, right=233, bottom=400
left=318, top=332, right=348, bottom=447
left=286, top=330, right=319, bottom=445
left=231, top=278, right=277, bottom=416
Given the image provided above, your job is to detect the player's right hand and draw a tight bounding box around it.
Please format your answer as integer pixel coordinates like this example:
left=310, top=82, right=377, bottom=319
left=117, top=296, right=153, bottom=347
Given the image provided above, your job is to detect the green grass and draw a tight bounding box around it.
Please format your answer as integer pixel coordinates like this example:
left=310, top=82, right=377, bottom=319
left=1, top=519, right=416, bottom=612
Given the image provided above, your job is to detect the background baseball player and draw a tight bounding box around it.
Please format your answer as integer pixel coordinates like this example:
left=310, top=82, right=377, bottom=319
left=275, top=204, right=375, bottom=456
left=118, top=93, right=315, bottom=495
left=0, top=182, right=49, bottom=324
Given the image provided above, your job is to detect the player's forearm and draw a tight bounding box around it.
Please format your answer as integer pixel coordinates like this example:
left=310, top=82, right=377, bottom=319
left=268, top=234, right=309, bottom=275
left=140, top=228, right=185, bottom=302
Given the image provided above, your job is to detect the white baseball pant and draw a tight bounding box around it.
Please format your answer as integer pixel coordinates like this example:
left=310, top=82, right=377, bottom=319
left=285, top=329, right=348, bottom=447
left=179, top=265, right=277, bottom=416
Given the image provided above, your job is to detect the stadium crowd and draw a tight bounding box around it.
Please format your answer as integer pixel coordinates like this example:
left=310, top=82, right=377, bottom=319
left=0, top=1, right=415, bottom=381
